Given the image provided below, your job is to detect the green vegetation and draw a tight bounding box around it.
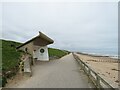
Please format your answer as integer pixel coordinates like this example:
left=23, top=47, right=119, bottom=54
left=0, top=40, right=2, bottom=72
left=1, top=40, right=22, bottom=87
left=48, top=48, right=70, bottom=59
left=2, top=40, right=22, bottom=71
left=2, top=40, right=70, bottom=72
left=1, top=39, right=70, bottom=87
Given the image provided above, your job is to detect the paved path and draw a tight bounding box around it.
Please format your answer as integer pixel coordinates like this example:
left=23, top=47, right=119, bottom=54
left=7, top=53, right=94, bottom=88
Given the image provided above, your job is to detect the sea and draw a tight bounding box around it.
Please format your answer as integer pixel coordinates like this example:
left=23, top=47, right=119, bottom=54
left=78, top=49, right=118, bottom=59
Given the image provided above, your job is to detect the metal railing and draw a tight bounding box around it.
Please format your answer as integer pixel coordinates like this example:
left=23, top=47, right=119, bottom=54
left=72, top=53, right=115, bottom=90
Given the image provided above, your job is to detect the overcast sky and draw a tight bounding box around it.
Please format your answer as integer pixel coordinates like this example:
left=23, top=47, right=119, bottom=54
left=1, top=1, right=118, bottom=54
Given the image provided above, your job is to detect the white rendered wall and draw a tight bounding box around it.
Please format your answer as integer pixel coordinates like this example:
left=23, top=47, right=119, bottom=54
left=33, top=46, right=49, bottom=61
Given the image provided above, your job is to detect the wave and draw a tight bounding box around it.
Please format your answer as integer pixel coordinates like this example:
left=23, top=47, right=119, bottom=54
left=80, top=51, right=119, bottom=59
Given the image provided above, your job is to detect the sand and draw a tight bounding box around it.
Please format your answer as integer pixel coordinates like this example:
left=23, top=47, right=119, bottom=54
left=75, top=53, right=119, bottom=88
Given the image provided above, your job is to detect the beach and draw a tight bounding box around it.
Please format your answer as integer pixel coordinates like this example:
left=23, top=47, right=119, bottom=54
left=75, top=53, right=119, bottom=88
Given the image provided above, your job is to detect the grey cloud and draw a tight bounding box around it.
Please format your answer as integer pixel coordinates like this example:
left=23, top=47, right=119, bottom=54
left=2, top=2, right=118, bottom=55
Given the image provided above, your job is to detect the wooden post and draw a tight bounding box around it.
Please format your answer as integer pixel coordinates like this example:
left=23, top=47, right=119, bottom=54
left=88, top=68, right=91, bottom=76
left=19, top=61, right=23, bottom=73
left=87, top=68, right=91, bottom=83
left=96, top=75, right=101, bottom=89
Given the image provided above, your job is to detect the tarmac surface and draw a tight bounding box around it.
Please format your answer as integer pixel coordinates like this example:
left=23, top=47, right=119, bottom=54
left=6, top=53, right=94, bottom=88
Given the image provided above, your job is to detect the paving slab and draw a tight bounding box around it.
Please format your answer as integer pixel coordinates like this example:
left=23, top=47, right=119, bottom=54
left=6, top=53, right=94, bottom=88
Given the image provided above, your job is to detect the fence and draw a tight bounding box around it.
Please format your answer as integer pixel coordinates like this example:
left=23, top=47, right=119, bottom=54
left=72, top=53, right=115, bottom=90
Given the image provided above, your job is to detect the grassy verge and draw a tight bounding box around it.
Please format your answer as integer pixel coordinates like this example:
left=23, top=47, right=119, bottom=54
left=2, top=40, right=22, bottom=71
left=1, top=39, right=70, bottom=87
left=48, top=48, right=70, bottom=59
left=1, top=40, right=22, bottom=87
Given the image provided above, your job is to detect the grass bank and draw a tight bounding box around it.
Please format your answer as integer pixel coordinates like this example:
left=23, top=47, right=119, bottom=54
left=48, top=48, right=70, bottom=59
left=1, top=39, right=70, bottom=87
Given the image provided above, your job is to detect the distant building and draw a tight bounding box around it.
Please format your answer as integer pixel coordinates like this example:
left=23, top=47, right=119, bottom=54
left=17, top=31, right=54, bottom=61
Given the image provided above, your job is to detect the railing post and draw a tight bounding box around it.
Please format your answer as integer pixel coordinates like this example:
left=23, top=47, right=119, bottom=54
left=83, top=64, right=86, bottom=73
left=88, top=68, right=91, bottom=76
left=96, top=75, right=101, bottom=89
left=73, top=53, right=114, bottom=89
left=87, top=68, right=91, bottom=83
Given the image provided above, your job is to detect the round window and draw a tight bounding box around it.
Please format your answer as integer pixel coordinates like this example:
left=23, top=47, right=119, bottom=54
left=40, top=48, right=45, bottom=53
